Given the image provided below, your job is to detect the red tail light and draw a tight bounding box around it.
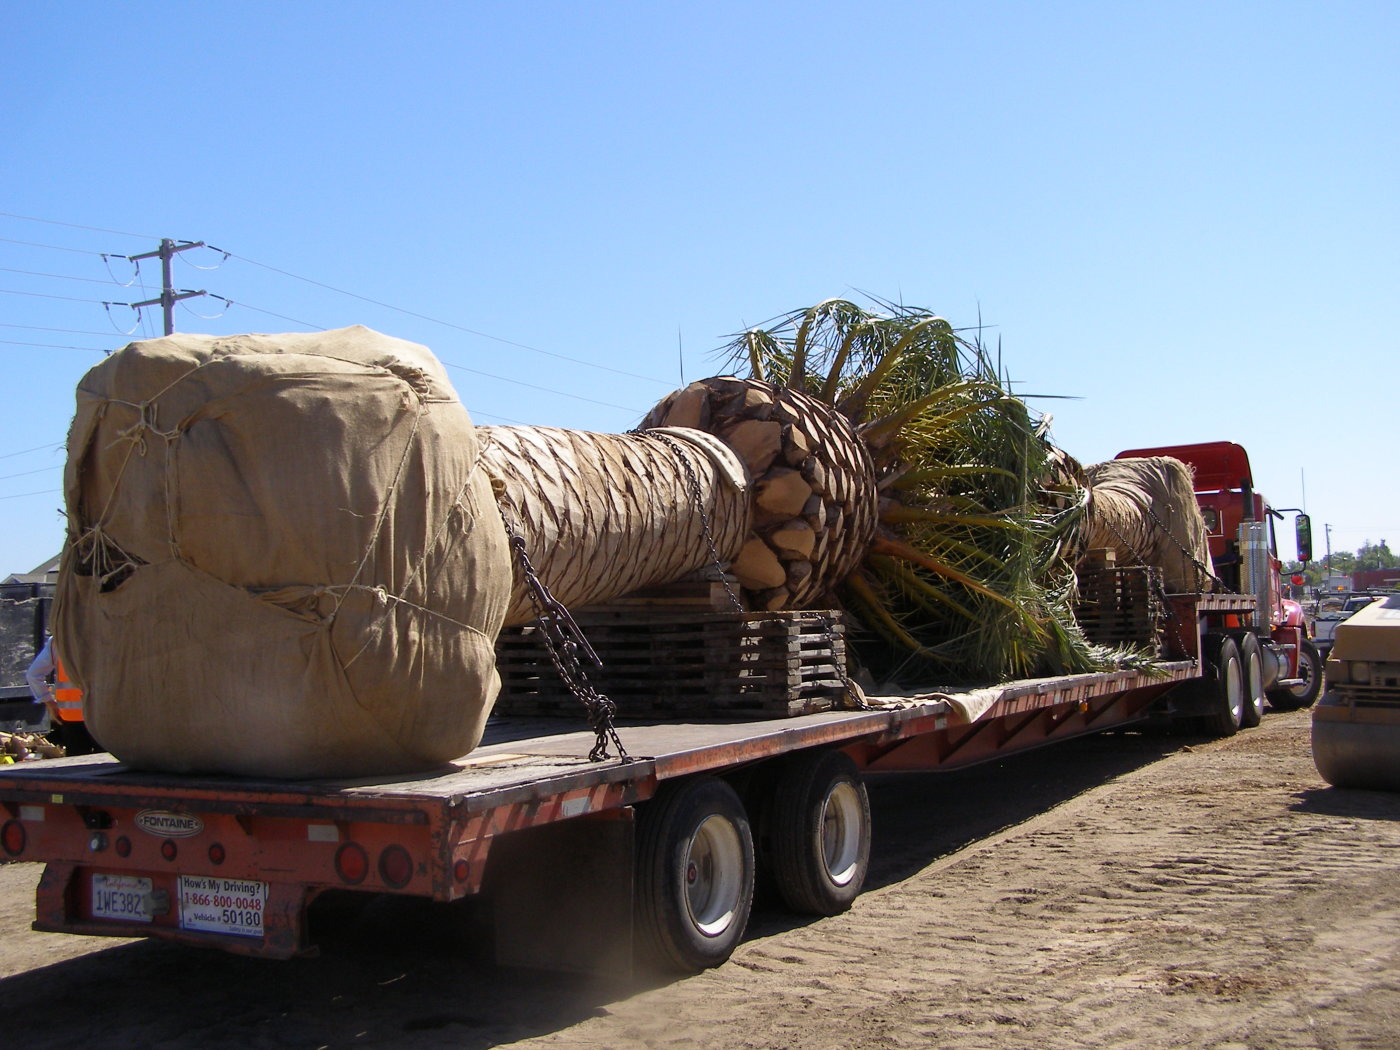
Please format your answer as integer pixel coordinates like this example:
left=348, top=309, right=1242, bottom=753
left=379, top=845, right=412, bottom=889
left=1, top=820, right=24, bottom=857
left=334, top=842, right=369, bottom=885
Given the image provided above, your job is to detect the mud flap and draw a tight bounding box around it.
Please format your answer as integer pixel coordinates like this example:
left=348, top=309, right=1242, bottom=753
left=486, top=808, right=635, bottom=974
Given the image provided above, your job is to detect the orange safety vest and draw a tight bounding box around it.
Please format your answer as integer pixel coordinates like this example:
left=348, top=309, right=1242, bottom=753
left=52, top=657, right=84, bottom=724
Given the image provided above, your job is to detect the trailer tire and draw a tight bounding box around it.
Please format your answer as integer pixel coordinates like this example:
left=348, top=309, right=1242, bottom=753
left=767, top=750, right=871, bottom=916
left=1267, top=639, right=1322, bottom=711
left=1239, top=634, right=1265, bottom=728
left=1202, top=636, right=1245, bottom=737
left=635, top=776, right=755, bottom=973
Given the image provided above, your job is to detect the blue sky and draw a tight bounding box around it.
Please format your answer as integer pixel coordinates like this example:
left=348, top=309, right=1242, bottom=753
left=3, top=1, right=1395, bottom=575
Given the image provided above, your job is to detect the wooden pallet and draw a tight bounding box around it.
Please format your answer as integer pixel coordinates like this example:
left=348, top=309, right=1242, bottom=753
left=493, top=607, right=851, bottom=720
left=1075, top=565, right=1165, bottom=651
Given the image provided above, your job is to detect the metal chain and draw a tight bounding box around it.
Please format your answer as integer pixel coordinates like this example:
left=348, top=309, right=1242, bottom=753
left=1093, top=514, right=1193, bottom=660
left=640, top=429, right=746, bottom=614
left=496, top=505, right=629, bottom=763
left=814, top=611, right=869, bottom=710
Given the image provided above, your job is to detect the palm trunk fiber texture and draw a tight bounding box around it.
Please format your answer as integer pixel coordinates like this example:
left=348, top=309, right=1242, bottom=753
left=481, top=425, right=751, bottom=624
left=1079, top=456, right=1216, bottom=594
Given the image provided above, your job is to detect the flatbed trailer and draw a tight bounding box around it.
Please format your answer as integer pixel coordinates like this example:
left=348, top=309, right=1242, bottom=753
left=0, top=655, right=1217, bottom=974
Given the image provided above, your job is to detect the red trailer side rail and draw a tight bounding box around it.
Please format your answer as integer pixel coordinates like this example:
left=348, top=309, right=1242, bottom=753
left=0, top=659, right=1201, bottom=965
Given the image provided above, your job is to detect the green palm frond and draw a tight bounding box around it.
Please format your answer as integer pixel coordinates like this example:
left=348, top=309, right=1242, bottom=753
left=725, top=298, right=1117, bottom=684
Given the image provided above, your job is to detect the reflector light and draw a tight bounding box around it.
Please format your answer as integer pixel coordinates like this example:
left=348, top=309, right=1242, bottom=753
left=160, top=840, right=177, bottom=861
left=335, top=842, right=369, bottom=885
left=1, top=820, right=25, bottom=856
left=208, top=842, right=226, bottom=865
left=115, top=836, right=132, bottom=858
left=453, top=859, right=470, bottom=883
left=379, top=845, right=413, bottom=889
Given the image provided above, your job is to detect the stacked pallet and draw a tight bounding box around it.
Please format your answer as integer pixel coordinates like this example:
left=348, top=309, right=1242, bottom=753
left=494, top=606, right=850, bottom=720
left=1076, top=555, right=1166, bottom=653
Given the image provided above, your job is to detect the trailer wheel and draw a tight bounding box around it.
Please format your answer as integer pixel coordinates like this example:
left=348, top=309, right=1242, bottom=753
left=1238, top=634, right=1265, bottom=728
left=635, top=776, right=755, bottom=973
left=1268, top=639, right=1322, bottom=711
left=767, top=750, right=871, bottom=916
left=1202, top=636, right=1245, bottom=737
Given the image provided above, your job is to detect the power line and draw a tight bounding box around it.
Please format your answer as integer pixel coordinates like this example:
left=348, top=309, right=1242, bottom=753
left=0, top=288, right=111, bottom=304
left=0, top=488, right=61, bottom=502
left=0, top=465, right=61, bottom=483
left=1, top=442, right=63, bottom=461
left=0, top=237, right=113, bottom=256
left=219, top=248, right=670, bottom=386
left=0, top=266, right=135, bottom=286
left=0, top=339, right=108, bottom=352
left=0, top=323, right=122, bottom=337
left=0, top=211, right=156, bottom=241
left=441, top=360, right=643, bottom=415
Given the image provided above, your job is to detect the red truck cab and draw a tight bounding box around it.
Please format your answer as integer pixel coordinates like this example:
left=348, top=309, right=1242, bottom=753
left=1116, top=441, right=1320, bottom=708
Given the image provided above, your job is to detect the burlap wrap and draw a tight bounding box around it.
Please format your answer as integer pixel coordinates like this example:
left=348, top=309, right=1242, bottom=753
left=54, top=327, right=511, bottom=778
left=1080, top=456, right=1215, bottom=594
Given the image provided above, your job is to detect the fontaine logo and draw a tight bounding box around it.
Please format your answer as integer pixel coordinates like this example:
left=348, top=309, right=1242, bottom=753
left=134, top=810, right=204, bottom=838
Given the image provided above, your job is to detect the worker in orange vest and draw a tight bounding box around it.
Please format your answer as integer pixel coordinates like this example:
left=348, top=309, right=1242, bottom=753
left=26, top=636, right=100, bottom=755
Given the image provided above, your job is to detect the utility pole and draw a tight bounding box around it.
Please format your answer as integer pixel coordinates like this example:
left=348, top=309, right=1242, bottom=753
left=1325, top=523, right=1333, bottom=576
left=127, top=239, right=208, bottom=336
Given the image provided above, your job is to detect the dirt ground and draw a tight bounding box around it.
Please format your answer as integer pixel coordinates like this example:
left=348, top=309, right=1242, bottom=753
left=1, top=707, right=1397, bottom=1049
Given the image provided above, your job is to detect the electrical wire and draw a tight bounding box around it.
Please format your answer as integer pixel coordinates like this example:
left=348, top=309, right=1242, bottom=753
left=176, top=247, right=230, bottom=271
left=101, top=253, right=140, bottom=286
left=0, top=266, right=136, bottom=286
left=0, top=339, right=108, bottom=352
left=103, top=302, right=144, bottom=336
left=179, top=297, right=230, bottom=321
left=0, top=465, right=61, bottom=483
left=1, top=442, right=63, bottom=461
left=441, top=360, right=643, bottom=415
left=207, top=295, right=323, bottom=330
left=0, top=487, right=61, bottom=501
left=0, top=237, right=113, bottom=256
left=0, top=323, right=122, bottom=336
left=0, top=211, right=156, bottom=241
left=216, top=248, right=670, bottom=386
left=0, top=288, right=110, bottom=304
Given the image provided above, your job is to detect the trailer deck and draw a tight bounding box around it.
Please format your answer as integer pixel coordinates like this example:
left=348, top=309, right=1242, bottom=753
left=0, top=661, right=1200, bottom=963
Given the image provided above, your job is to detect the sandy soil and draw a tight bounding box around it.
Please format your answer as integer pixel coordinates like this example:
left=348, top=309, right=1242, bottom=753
left=1, top=707, right=1397, bottom=1049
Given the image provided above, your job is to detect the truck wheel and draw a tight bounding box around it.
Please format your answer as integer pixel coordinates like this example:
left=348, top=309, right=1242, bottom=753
left=1268, top=639, right=1323, bottom=711
left=1238, top=634, right=1265, bottom=728
left=635, top=776, right=755, bottom=973
left=1202, top=636, right=1245, bottom=737
left=767, top=750, right=871, bottom=916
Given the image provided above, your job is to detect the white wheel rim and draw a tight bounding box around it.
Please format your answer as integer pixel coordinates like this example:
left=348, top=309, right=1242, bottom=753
left=820, top=781, right=864, bottom=887
left=1226, top=656, right=1244, bottom=722
left=684, top=814, right=744, bottom=937
left=1246, top=652, right=1264, bottom=714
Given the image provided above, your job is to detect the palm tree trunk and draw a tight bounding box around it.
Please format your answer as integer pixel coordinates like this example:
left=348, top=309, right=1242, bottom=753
left=481, top=425, right=751, bottom=623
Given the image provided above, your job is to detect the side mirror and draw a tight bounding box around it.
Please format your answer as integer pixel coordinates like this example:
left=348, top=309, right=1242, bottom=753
left=1295, top=513, right=1313, bottom=564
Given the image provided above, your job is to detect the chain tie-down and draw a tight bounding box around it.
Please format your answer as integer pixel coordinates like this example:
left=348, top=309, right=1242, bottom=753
left=498, top=510, right=630, bottom=763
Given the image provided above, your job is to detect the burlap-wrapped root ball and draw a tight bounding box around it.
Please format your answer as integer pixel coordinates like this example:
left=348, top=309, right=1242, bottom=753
left=55, top=327, right=511, bottom=778
left=1079, top=456, right=1216, bottom=594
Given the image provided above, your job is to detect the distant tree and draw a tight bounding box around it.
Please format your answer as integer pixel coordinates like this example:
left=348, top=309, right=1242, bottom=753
left=1354, top=540, right=1397, bottom=572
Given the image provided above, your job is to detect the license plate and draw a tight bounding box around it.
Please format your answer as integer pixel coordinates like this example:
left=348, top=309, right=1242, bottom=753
left=178, top=875, right=267, bottom=938
left=91, top=874, right=155, bottom=924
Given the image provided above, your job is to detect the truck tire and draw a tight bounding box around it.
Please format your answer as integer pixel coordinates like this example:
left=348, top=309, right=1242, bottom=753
left=1268, top=639, right=1323, bottom=711
left=1202, top=636, right=1245, bottom=737
left=1238, top=634, right=1265, bottom=728
left=767, top=750, right=871, bottom=916
left=635, top=776, right=755, bottom=973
